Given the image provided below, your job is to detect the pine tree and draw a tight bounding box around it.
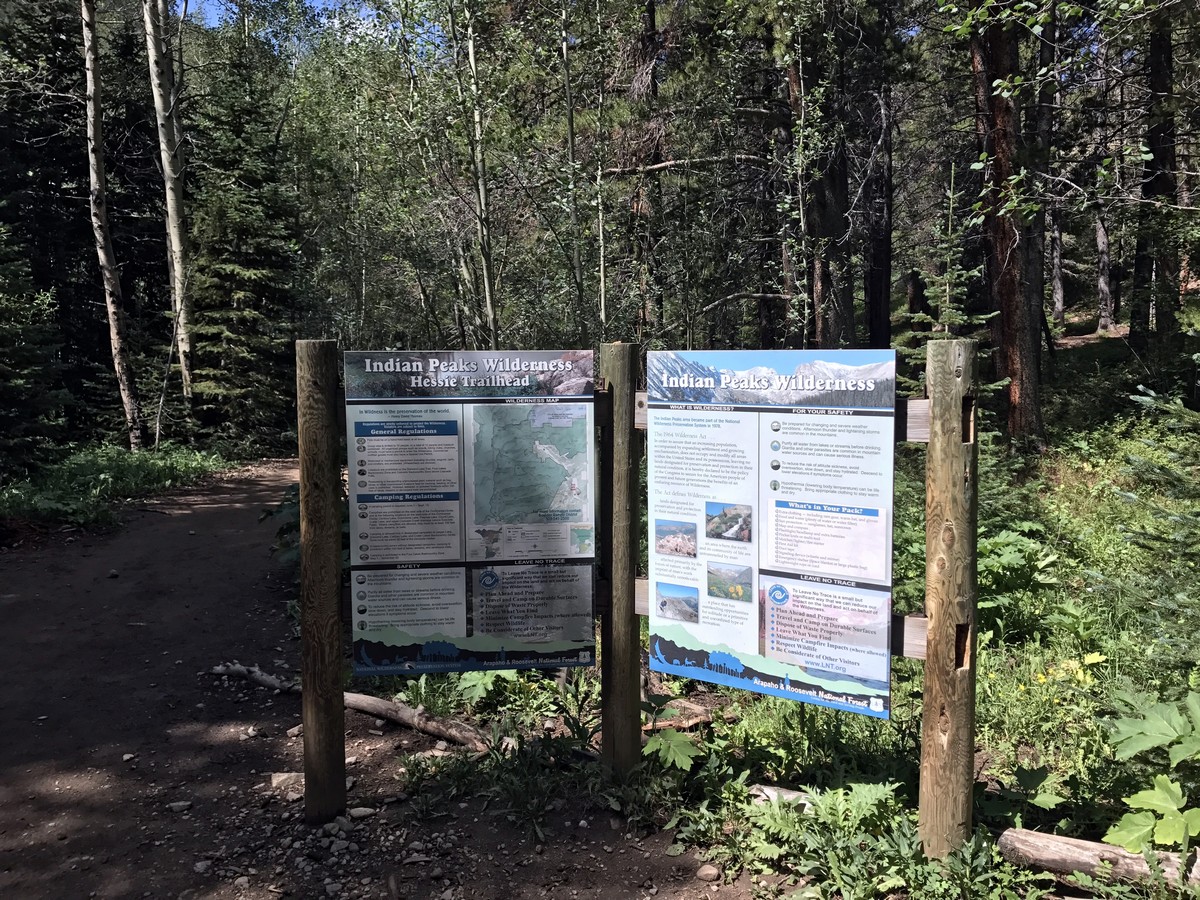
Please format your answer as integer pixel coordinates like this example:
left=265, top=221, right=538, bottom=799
left=0, top=223, right=69, bottom=481
left=188, top=27, right=299, bottom=450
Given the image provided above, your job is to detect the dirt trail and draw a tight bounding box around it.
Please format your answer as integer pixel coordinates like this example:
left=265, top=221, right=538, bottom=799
left=0, top=463, right=746, bottom=900
left=0, top=462, right=301, bottom=898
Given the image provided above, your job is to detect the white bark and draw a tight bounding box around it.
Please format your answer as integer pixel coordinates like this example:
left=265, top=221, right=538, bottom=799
left=448, top=0, right=499, bottom=349
left=142, top=0, right=193, bottom=400
left=82, top=0, right=144, bottom=451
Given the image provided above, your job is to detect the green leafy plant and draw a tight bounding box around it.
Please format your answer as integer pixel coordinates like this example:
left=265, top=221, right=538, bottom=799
left=740, top=783, right=1050, bottom=899
left=1105, top=693, right=1200, bottom=858
left=1104, top=775, right=1200, bottom=856
left=644, top=728, right=703, bottom=772
left=1110, top=693, right=1200, bottom=766
left=553, top=669, right=602, bottom=751
left=457, top=669, right=518, bottom=706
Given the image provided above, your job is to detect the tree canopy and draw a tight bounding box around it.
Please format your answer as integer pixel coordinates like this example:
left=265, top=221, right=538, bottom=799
left=0, top=0, right=1196, bottom=459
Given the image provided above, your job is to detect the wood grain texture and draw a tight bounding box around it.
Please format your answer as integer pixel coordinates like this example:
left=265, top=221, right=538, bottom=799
left=296, top=340, right=346, bottom=824
left=599, top=343, right=642, bottom=775
left=998, top=828, right=1200, bottom=887
left=917, top=340, right=979, bottom=858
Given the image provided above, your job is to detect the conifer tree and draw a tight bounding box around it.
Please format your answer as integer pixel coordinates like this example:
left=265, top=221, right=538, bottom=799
left=188, top=27, right=299, bottom=449
left=0, top=224, right=68, bottom=481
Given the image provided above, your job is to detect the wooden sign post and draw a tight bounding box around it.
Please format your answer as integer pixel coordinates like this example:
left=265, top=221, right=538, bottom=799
left=295, top=339, right=346, bottom=824
left=599, top=342, right=643, bottom=775
left=917, top=339, right=979, bottom=857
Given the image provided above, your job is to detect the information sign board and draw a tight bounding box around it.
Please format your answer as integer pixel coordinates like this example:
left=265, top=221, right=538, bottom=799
left=646, top=350, right=897, bottom=717
left=344, top=350, right=596, bottom=674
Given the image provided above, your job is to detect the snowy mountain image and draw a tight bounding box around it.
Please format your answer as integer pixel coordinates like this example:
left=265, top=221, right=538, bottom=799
left=648, top=351, right=895, bottom=408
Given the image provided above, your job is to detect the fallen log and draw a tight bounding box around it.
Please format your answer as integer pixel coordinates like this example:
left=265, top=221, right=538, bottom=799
left=209, top=663, right=489, bottom=753
left=997, top=828, right=1200, bottom=888
left=211, top=662, right=298, bottom=692
left=749, top=784, right=810, bottom=809
left=641, top=698, right=713, bottom=733
left=342, top=691, right=488, bottom=754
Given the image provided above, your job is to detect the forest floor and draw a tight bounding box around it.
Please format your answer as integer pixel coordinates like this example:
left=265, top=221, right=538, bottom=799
left=0, top=461, right=752, bottom=900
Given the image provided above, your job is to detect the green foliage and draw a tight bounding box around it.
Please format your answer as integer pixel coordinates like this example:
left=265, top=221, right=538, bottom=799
left=0, top=226, right=68, bottom=482
left=1104, top=775, right=1200, bottom=855
left=0, top=444, right=225, bottom=526
left=977, top=523, right=1059, bottom=641
left=189, top=26, right=300, bottom=453
left=1110, top=694, right=1200, bottom=766
left=457, top=669, right=519, bottom=706
left=1104, top=693, right=1200, bottom=857
left=384, top=668, right=599, bottom=749
left=644, top=728, right=704, bottom=772
left=739, top=784, right=1051, bottom=899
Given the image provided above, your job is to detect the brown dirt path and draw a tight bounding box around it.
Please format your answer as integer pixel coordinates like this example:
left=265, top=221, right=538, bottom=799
left=0, top=461, right=302, bottom=898
left=0, top=462, right=753, bottom=900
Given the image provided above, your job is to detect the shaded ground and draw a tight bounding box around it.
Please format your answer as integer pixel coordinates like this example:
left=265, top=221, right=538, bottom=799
left=0, top=462, right=753, bottom=900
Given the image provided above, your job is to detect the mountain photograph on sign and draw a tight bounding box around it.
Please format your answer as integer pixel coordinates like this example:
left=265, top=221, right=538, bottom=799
left=707, top=563, right=752, bottom=601
left=648, top=351, right=895, bottom=408
left=654, top=519, right=698, bottom=557
left=655, top=582, right=700, bottom=623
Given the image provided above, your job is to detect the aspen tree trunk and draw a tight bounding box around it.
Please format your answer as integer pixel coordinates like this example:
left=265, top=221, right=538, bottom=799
left=142, top=0, right=193, bottom=399
left=559, top=0, right=587, bottom=343
left=632, top=0, right=663, bottom=339
left=1051, top=205, right=1065, bottom=328
left=1097, top=213, right=1114, bottom=331
left=451, top=0, right=499, bottom=350
left=592, top=0, right=608, bottom=334
left=863, top=0, right=893, bottom=350
left=1092, top=37, right=1116, bottom=335
left=863, top=92, right=893, bottom=350
left=1024, top=7, right=1055, bottom=369
left=82, top=0, right=145, bottom=451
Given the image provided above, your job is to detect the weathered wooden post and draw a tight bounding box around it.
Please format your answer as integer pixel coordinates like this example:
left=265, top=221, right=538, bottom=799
left=917, top=339, right=979, bottom=857
left=599, top=342, right=642, bottom=774
left=295, top=339, right=346, bottom=824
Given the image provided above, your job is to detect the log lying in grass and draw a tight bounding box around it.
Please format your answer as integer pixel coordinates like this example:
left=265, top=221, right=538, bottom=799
left=641, top=697, right=713, bottom=733
left=210, top=663, right=489, bottom=753
left=341, top=691, right=488, bottom=753
left=749, top=784, right=810, bottom=809
left=997, top=828, right=1200, bottom=888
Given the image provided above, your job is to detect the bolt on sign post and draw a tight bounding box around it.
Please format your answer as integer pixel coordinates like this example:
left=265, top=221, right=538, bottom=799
left=295, top=340, right=346, bottom=824
left=917, top=339, right=979, bottom=858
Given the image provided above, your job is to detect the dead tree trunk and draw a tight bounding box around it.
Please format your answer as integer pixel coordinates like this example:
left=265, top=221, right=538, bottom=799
left=1129, top=15, right=1179, bottom=352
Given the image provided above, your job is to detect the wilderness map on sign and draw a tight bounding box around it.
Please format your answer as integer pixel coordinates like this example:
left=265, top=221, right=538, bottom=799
left=472, top=404, right=590, bottom=524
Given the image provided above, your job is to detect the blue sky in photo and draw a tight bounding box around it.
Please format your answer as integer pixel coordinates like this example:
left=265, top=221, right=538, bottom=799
left=656, top=582, right=699, bottom=600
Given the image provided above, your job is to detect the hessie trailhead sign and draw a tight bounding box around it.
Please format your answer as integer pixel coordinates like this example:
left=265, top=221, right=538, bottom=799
left=343, top=349, right=597, bottom=674
left=646, top=349, right=897, bottom=718
left=302, top=339, right=976, bottom=853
